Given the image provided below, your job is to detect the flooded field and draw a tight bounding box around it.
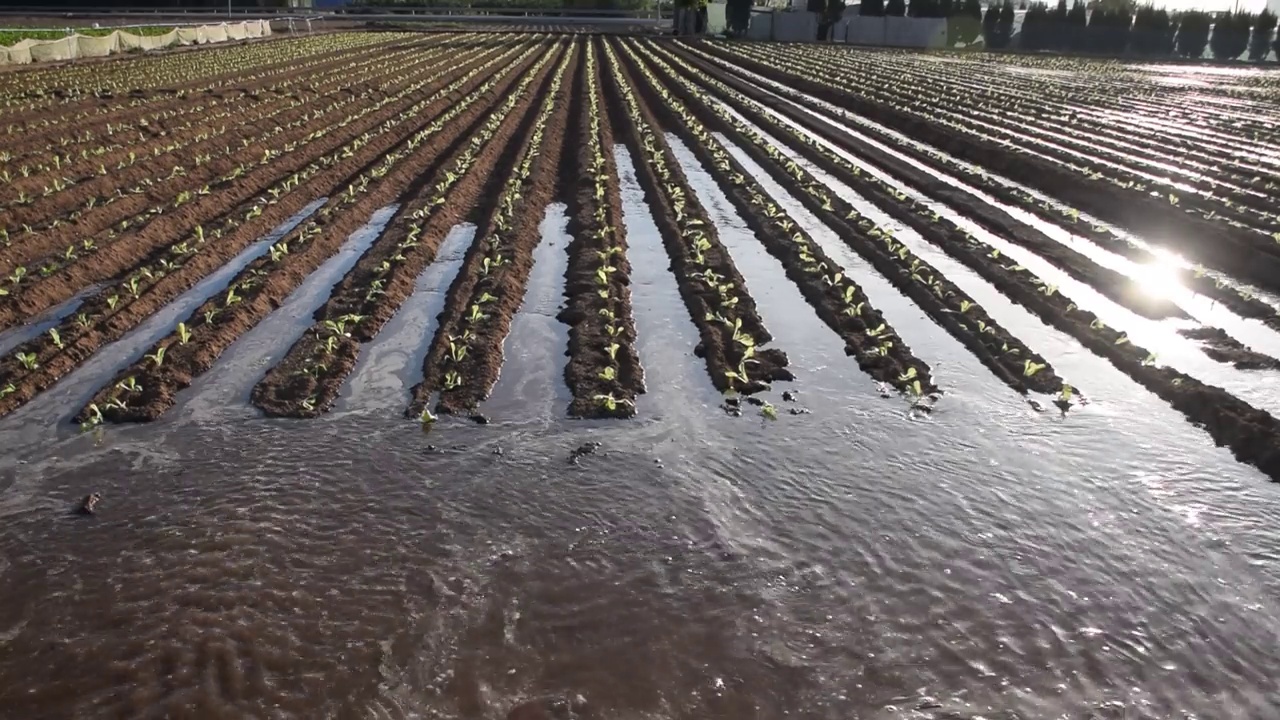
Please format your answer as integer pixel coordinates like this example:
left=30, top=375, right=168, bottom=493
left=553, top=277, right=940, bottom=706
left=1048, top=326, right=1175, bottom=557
left=3, top=31, right=1280, bottom=720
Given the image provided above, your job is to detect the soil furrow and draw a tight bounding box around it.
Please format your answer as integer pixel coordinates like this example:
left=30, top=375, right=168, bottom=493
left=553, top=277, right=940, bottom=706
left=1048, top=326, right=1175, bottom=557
left=411, top=45, right=578, bottom=417
left=0, top=41, right=537, bottom=420
left=0, top=44, right=508, bottom=333
left=75, top=42, right=551, bottom=424
left=664, top=42, right=1185, bottom=323
left=0, top=34, right=417, bottom=138
left=694, top=41, right=1280, bottom=298
left=603, top=40, right=791, bottom=397
left=0, top=39, right=439, bottom=213
left=555, top=39, right=646, bottom=419
left=250, top=41, right=569, bottom=420
left=676, top=43, right=1280, bottom=327
left=618, top=39, right=937, bottom=400
left=0, top=42, right=486, bottom=283
left=641, top=41, right=1065, bottom=400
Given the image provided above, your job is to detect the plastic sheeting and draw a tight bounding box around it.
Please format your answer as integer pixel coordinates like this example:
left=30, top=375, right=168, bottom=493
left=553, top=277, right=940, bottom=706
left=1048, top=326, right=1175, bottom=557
left=0, top=20, right=272, bottom=66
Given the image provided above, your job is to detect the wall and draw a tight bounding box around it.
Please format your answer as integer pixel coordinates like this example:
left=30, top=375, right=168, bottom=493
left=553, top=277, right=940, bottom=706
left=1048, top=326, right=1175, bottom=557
left=749, top=10, right=819, bottom=42
left=834, top=14, right=948, bottom=48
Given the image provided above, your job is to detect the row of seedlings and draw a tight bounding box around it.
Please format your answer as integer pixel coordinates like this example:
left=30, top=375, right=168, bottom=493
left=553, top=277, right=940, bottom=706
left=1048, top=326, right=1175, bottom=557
left=691, top=41, right=1280, bottom=296
left=638, top=40, right=1069, bottom=405
left=75, top=42, right=556, bottom=426
left=614, top=39, right=936, bottom=402
left=677, top=41, right=1280, bottom=329
left=250, top=42, right=572, bottom=419
left=602, top=40, right=792, bottom=398
left=0, top=41, right=537, bottom=418
left=0, top=37, right=452, bottom=242
left=0, top=42, right=518, bottom=332
left=0, top=36, right=438, bottom=177
left=557, top=41, right=646, bottom=418
left=408, top=44, right=579, bottom=420
left=665, top=43, right=1186, bottom=323
left=658, top=41, right=1280, bottom=373
left=0, top=33, right=406, bottom=134
left=679, top=45, right=1280, bottom=480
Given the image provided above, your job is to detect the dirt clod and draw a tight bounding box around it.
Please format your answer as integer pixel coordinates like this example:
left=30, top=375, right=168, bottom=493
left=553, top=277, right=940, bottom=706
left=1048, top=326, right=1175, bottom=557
left=73, top=493, right=100, bottom=516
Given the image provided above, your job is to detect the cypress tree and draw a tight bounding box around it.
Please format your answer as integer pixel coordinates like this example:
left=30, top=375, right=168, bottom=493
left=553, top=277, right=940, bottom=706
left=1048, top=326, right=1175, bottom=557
left=1210, top=10, right=1251, bottom=60
left=983, top=2, right=1000, bottom=46
left=1176, top=10, right=1211, bottom=58
left=1022, top=1, right=1051, bottom=50
left=726, top=0, right=752, bottom=34
left=1249, top=9, right=1276, bottom=61
left=1065, top=0, right=1088, bottom=51
left=998, top=0, right=1015, bottom=45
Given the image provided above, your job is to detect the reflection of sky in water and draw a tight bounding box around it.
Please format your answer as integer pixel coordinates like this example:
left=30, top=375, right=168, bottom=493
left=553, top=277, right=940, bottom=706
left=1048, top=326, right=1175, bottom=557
left=1131, top=248, right=1187, bottom=302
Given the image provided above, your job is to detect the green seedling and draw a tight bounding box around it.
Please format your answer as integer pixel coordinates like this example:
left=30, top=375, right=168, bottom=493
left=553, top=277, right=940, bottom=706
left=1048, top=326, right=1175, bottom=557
left=1023, top=360, right=1045, bottom=377
left=898, top=367, right=918, bottom=383
left=448, top=335, right=468, bottom=363
left=594, top=393, right=634, bottom=412
left=0, top=383, right=14, bottom=399
left=444, top=370, right=463, bottom=390
left=598, top=366, right=617, bottom=381
left=49, top=328, right=63, bottom=349
left=117, top=377, right=141, bottom=393
left=15, top=352, right=38, bottom=370
left=80, top=403, right=104, bottom=432
left=760, top=402, right=778, bottom=420
left=177, top=322, right=192, bottom=345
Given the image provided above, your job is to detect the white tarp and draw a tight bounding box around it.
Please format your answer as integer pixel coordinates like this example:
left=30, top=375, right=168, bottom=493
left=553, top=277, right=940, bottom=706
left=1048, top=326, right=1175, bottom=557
left=1, top=20, right=272, bottom=66
left=707, top=2, right=728, bottom=35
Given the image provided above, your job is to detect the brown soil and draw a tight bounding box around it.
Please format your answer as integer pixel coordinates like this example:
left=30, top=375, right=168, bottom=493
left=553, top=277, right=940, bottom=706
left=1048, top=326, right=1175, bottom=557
left=1178, top=327, right=1280, bottom=371
left=80, top=42, right=552, bottom=424
left=617, top=40, right=937, bottom=397
left=0, top=34, right=415, bottom=133
left=641, top=41, right=1061, bottom=397
left=0, top=41, right=476, bottom=306
left=556, top=39, right=646, bottom=419
left=0, top=43, right=501, bottom=334
left=430, top=47, right=580, bottom=416
left=604, top=41, right=790, bottom=396
left=0, top=41, right=530, bottom=420
left=0, top=39, right=439, bottom=215
left=668, top=43, right=1184, bottom=323
left=252, top=43, right=564, bottom=420
left=693, top=40, right=1280, bottom=299
left=672, top=43, right=1280, bottom=329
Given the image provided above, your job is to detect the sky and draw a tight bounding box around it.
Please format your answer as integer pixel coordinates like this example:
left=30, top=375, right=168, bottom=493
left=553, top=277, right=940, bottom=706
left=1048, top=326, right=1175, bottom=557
left=1155, top=0, right=1275, bottom=11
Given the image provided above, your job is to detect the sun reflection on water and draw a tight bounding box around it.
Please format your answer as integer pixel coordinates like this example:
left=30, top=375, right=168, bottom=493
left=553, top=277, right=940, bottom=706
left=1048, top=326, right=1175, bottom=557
left=1130, top=248, right=1189, bottom=301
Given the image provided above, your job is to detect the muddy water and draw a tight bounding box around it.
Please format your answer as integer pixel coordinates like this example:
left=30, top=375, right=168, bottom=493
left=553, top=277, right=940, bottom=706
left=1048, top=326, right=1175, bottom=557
left=7, top=176, right=1280, bottom=720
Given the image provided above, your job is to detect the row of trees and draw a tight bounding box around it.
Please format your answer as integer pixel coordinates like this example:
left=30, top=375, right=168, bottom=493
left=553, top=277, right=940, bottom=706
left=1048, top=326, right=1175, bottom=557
left=1007, top=3, right=1278, bottom=60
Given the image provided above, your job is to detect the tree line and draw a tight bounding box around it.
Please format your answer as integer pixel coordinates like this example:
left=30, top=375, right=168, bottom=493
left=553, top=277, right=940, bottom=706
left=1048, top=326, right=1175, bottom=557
left=1010, top=2, right=1277, bottom=59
